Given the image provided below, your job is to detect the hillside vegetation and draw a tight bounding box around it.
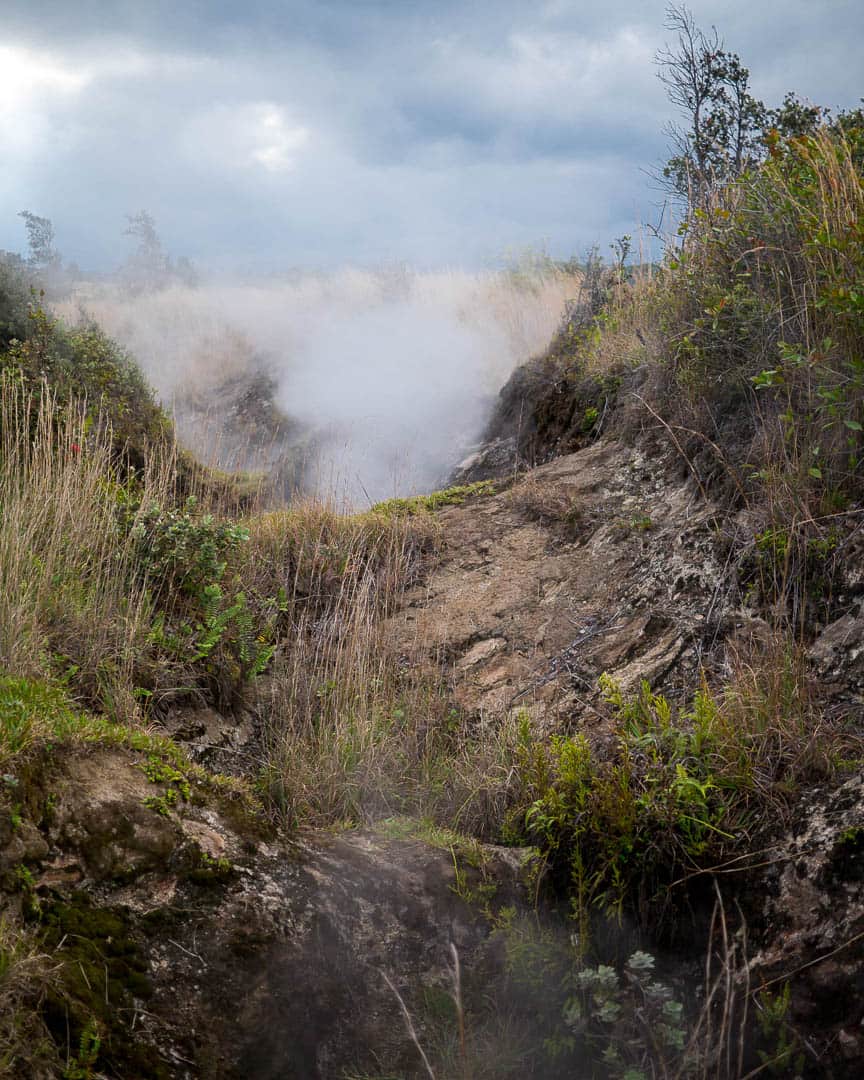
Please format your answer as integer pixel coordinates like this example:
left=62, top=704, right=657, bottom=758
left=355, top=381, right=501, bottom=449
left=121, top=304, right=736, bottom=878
left=0, top=120, right=863, bottom=1078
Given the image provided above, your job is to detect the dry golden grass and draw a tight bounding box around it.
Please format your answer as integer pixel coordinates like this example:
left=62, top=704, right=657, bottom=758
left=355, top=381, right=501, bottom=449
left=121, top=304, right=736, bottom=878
left=0, top=376, right=156, bottom=717
left=0, top=918, right=60, bottom=1078
left=251, top=501, right=430, bottom=821
left=242, top=498, right=535, bottom=830
left=0, top=374, right=245, bottom=718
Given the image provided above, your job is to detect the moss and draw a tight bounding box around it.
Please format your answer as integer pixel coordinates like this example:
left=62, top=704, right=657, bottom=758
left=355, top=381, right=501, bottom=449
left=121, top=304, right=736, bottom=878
left=193, top=766, right=273, bottom=842
left=0, top=675, right=267, bottom=837
left=378, top=816, right=499, bottom=911
left=370, top=480, right=495, bottom=518
left=40, top=892, right=170, bottom=1079
left=0, top=674, right=189, bottom=772
left=140, top=753, right=192, bottom=818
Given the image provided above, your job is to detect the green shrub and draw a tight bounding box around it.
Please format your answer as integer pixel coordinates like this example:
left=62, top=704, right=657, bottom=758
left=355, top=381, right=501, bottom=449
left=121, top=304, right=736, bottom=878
left=563, top=950, right=688, bottom=1079
left=0, top=258, right=31, bottom=349
left=0, top=304, right=169, bottom=460
left=659, top=131, right=863, bottom=496
left=517, top=656, right=839, bottom=929
left=123, top=496, right=249, bottom=602
left=119, top=496, right=274, bottom=698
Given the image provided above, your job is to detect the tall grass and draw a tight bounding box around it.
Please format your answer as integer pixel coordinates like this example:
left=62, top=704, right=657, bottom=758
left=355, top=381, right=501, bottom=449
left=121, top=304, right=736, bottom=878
left=536, top=129, right=864, bottom=631
left=249, top=500, right=433, bottom=821
left=247, top=500, right=530, bottom=829
left=0, top=367, right=526, bottom=830
left=0, top=376, right=158, bottom=716
left=0, top=373, right=254, bottom=717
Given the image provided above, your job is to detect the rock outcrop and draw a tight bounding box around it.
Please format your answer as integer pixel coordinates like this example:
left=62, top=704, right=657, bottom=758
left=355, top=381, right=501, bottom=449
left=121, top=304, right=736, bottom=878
left=6, top=748, right=532, bottom=1079
left=392, top=439, right=730, bottom=725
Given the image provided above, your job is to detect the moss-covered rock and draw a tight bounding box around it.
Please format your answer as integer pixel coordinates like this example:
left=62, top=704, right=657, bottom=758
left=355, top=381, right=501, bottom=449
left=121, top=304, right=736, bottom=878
left=40, top=892, right=169, bottom=1080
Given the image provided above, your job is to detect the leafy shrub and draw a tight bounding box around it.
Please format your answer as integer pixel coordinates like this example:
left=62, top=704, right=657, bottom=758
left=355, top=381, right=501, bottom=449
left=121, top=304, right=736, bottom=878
left=123, top=496, right=249, bottom=602
left=563, top=950, right=688, bottom=1079
left=659, top=130, right=863, bottom=499
left=120, top=496, right=274, bottom=699
left=517, top=656, right=839, bottom=929
left=0, top=304, right=169, bottom=461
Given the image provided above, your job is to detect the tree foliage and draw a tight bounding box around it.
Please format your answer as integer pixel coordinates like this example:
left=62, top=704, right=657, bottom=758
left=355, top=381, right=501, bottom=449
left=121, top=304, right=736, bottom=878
left=122, top=210, right=198, bottom=292
left=656, top=6, right=864, bottom=212
left=18, top=210, right=60, bottom=271
left=123, top=210, right=170, bottom=293
left=655, top=5, right=766, bottom=205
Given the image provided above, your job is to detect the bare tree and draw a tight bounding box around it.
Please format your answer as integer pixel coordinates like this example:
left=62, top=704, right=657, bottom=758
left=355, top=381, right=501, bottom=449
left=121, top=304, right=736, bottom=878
left=655, top=5, right=765, bottom=206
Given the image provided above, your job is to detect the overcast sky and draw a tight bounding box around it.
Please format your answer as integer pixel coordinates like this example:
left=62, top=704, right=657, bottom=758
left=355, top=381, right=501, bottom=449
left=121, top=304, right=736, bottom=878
left=1, top=0, right=861, bottom=273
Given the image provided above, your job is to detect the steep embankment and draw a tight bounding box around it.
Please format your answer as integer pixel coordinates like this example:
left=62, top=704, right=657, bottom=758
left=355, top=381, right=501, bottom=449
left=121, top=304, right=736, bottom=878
left=392, top=435, right=864, bottom=1072
left=6, top=432, right=862, bottom=1077
left=390, top=438, right=724, bottom=722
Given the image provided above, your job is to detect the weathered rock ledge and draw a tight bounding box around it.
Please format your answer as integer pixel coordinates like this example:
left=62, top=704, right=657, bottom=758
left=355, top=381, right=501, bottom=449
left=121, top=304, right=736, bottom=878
left=4, top=748, right=533, bottom=1078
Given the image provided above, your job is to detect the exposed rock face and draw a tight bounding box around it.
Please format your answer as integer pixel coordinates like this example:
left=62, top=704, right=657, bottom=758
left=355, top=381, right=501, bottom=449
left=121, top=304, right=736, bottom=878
left=392, top=433, right=864, bottom=1073
left=451, top=352, right=635, bottom=484
left=391, top=439, right=729, bottom=726
left=14, top=750, right=531, bottom=1079
left=809, top=608, right=864, bottom=703
left=161, top=337, right=320, bottom=502
left=748, top=773, right=864, bottom=1075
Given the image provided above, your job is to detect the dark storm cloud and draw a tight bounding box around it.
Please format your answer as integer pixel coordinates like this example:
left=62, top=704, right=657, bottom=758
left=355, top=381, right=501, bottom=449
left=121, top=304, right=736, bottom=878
left=1, top=1, right=861, bottom=269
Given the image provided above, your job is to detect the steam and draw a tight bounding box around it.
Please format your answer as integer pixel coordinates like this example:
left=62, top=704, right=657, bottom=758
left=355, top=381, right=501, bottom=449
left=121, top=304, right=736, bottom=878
left=59, top=267, right=575, bottom=505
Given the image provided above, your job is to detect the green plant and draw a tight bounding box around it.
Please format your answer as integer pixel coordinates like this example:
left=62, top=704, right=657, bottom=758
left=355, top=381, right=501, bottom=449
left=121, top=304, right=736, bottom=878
left=140, top=754, right=191, bottom=816
left=0, top=302, right=169, bottom=458
left=371, top=480, right=495, bottom=518
left=563, top=950, right=688, bottom=1079
left=123, top=496, right=248, bottom=602
left=663, top=129, right=863, bottom=483
left=123, top=496, right=274, bottom=697
left=582, top=405, right=600, bottom=432
left=517, top=653, right=840, bottom=930
left=186, top=850, right=234, bottom=884
left=13, top=864, right=41, bottom=919
left=629, top=514, right=653, bottom=531
left=63, top=1018, right=101, bottom=1080
left=755, top=983, right=805, bottom=1075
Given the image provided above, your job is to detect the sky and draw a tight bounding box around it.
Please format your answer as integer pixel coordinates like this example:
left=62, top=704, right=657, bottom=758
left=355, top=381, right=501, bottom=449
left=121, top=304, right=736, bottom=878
left=0, top=0, right=862, bottom=273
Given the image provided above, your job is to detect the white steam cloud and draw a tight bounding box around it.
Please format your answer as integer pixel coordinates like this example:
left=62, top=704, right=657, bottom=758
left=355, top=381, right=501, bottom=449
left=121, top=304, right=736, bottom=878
left=60, top=267, right=575, bottom=505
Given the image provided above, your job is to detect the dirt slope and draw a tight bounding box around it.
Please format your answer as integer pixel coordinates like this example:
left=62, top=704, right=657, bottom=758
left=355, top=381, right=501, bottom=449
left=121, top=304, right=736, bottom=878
left=387, top=434, right=864, bottom=1073
left=389, top=438, right=735, bottom=728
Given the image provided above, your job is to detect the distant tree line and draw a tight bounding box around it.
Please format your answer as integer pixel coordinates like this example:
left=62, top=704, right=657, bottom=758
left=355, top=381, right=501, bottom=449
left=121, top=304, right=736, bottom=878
left=0, top=209, right=198, bottom=296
